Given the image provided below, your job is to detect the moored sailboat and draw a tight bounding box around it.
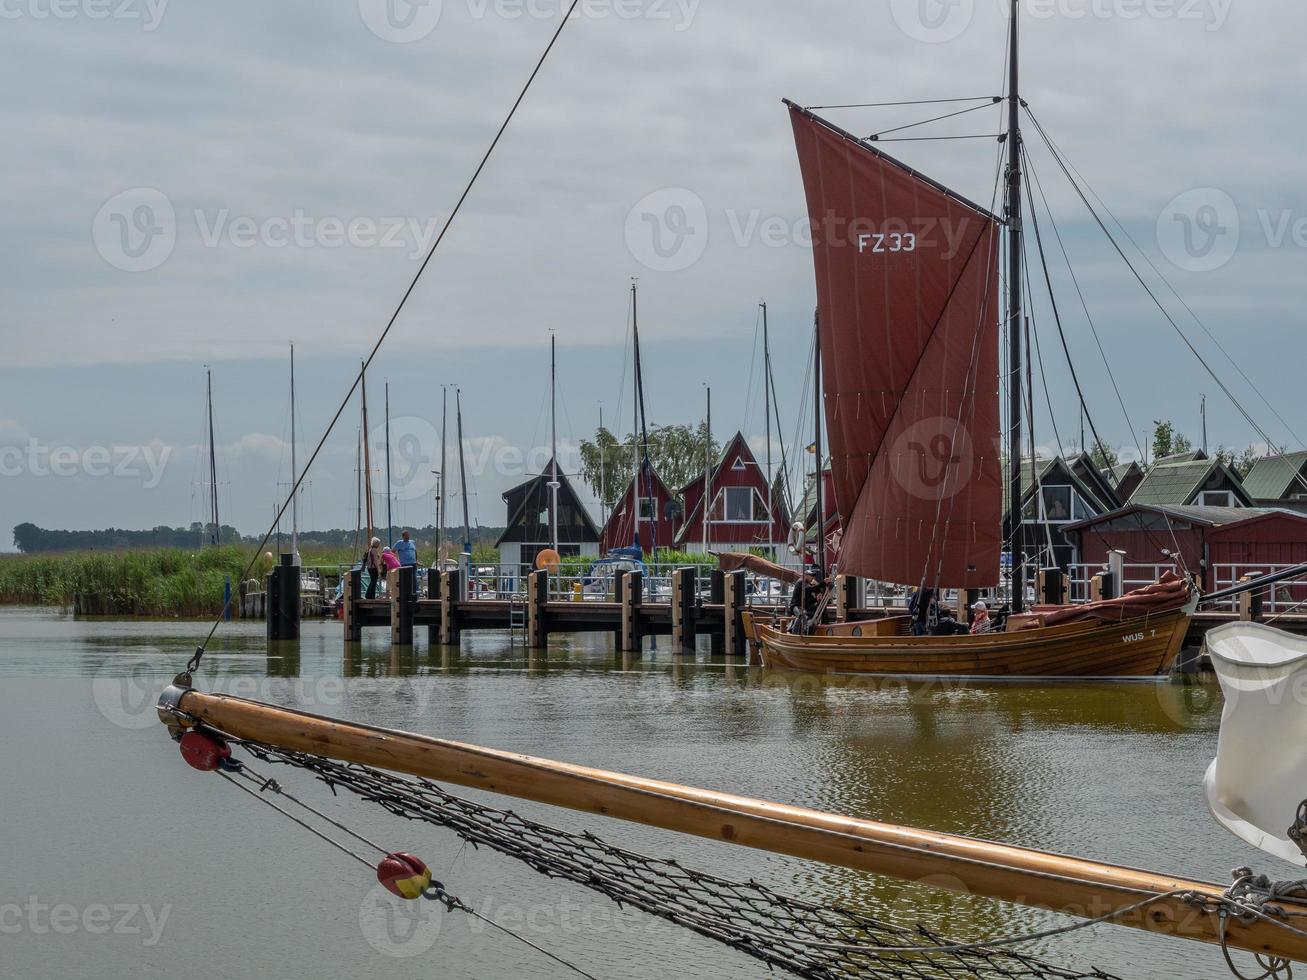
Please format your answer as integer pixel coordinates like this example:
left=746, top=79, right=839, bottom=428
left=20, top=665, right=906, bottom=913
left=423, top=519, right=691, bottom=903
left=750, top=31, right=1195, bottom=677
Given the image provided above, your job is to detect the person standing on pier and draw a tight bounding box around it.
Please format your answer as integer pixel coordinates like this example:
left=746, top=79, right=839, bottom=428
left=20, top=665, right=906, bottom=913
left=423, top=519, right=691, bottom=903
left=365, top=536, right=383, bottom=600
left=396, top=529, right=418, bottom=597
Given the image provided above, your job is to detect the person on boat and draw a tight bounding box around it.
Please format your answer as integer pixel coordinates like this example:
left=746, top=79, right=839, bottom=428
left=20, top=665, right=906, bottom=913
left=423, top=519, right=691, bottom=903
left=970, top=601, right=992, bottom=635
left=932, top=607, right=969, bottom=636
left=908, top=587, right=938, bottom=636
left=788, top=567, right=826, bottom=630
left=364, top=537, right=383, bottom=599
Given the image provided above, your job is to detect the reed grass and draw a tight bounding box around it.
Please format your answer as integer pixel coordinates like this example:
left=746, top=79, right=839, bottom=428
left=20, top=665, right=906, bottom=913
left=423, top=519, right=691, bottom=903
left=0, top=546, right=350, bottom=616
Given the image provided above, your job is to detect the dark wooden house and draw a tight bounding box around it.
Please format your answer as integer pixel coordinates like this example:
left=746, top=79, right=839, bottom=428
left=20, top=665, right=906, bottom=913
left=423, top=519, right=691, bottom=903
left=1242, top=451, right=1307, bottom=510
left=496, top=457, right=601, bottom=569
left=1002, top=456, right=1115, bottom=571
left=1128, top=457, right=1252, bottom=509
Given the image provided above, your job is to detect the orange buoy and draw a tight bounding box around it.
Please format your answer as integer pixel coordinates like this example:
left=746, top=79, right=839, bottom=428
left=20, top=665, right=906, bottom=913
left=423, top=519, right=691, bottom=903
left=535, top=548, right=561, bottom=573
left=179, top=730, right=231, bottom=772
left=376, top=852, right=432, bottom=900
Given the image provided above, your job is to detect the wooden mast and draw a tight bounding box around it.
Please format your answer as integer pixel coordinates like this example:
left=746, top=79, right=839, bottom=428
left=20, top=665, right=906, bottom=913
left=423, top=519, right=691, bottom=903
left=360, top=362, right=374, bottom=544
left=1006, top=0, right=1026, bottom=611
left=168, top=687, right=1307, bottom=964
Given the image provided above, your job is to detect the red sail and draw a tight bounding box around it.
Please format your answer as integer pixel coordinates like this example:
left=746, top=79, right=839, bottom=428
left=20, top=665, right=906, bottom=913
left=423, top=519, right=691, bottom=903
left=788, top=103, right=1002, bottom=588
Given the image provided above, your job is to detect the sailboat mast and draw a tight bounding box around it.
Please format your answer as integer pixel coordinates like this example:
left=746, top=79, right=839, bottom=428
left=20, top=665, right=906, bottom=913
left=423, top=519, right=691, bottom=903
left=384, top=381, right=393, bottom=547
left=812, top=311, right=825, bottom=579
left=360, top=362, right=374, bottom=544
left=437, top=387, right=447, bottom=562
left=206, top=369, right=219, bottom=546
left=456, top=389, right=472, bottom=572
left=702, top=386, right=711, bottom=554
left=549, top=333, right=559, bottom=553
left=631, top=282, right=640, bottom=549
left=1006, top=0, right=1026, bottom=612
left=762, top=302, right=773, bottom=559
left=289, top=343, right=299, bottom=565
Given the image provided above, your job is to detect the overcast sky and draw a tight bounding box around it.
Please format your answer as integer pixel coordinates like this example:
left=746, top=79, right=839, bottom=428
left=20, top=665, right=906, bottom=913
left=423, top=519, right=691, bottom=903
left=2, top=0, right=1304, bottom=548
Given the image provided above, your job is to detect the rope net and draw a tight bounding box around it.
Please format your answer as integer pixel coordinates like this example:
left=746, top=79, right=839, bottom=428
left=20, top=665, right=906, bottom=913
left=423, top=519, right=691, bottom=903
left=225, top=735, right=1121, bottom=980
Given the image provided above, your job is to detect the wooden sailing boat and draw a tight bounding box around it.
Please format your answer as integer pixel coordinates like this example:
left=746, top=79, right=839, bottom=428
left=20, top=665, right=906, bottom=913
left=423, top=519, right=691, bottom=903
left=749, top=15, right=1194, bottom=678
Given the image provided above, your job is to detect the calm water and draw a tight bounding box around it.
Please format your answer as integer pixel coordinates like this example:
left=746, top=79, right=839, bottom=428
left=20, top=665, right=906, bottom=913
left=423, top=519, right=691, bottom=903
left=0, top=606, right=1258, bottom=979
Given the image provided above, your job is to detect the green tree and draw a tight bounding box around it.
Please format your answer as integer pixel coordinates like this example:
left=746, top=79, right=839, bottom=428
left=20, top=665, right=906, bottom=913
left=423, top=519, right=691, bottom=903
left=1215, top=445, right=1263, bottom=478
left=1151, top=420, right=1192, bottom=463
left=577, top=423, right=718, bottom=511
left=1088, top=443, right=1119, bottom=470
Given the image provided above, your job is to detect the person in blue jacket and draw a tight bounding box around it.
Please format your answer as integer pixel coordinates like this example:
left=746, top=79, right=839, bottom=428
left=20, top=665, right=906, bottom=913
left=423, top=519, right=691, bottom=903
left=395, top=530, right=418, bottom=595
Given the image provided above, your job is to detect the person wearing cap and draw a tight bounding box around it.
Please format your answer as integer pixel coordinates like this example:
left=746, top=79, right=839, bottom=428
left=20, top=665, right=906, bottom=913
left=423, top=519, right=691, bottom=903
left=788, top=566, right=826, bottom=621
left=970, top=600, right=992, bottom=635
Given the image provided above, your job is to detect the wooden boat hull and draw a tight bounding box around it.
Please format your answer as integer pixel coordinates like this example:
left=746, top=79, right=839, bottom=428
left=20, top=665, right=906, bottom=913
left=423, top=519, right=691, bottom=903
left=749, top=608, right=1190, bottom=678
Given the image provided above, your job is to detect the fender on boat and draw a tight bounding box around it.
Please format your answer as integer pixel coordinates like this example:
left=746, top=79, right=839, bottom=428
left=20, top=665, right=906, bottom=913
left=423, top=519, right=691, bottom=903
left=1205, top=621, right=1307, bottom=867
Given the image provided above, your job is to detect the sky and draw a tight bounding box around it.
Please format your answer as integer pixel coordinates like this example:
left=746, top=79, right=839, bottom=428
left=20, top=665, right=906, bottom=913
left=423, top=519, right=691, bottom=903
left=3, top=0, right=1305, bottom=549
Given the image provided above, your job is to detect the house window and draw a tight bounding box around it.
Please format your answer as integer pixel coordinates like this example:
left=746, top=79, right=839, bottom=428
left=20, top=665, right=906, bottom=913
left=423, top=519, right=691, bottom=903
left=1200, top=490, right=1236, bottom=507
left=711, top=486, right=768, bottom=523
left=731, top=457, right=746, bottom=472
left=637, top=496, right=658, bottom=521
left=1040, top=486, right=1072, bottom=523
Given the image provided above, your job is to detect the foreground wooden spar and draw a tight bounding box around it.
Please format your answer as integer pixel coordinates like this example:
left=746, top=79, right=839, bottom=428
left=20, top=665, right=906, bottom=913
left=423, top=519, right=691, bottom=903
left=165, top=686, right=1307, bottom=963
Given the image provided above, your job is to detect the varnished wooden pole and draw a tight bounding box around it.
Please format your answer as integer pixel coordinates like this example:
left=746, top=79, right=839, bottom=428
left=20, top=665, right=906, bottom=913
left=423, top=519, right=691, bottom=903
left=169, top=689, right=1307, bottom=963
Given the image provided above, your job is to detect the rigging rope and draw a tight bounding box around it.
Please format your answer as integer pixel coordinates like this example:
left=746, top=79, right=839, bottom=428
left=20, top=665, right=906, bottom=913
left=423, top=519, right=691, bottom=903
left=182, top=2, right=583, bottom=679
left=193, top=725, right=1126, bottom=980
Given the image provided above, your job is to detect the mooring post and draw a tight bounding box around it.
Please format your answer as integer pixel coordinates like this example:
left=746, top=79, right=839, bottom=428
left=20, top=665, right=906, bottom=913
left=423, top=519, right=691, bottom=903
left=439, top=569, right=461, bottom=646
left=223, top=576, right=232, bottom=621
left=391, top=566, right=415, bottom=646
left=345, top=568, right=362, bottom=641
left=723, top=569, right=746, bottom=657
left=268, top=554, right=301, bottom=642
left=621, top=569, right=643, bottom=652
left=1038, top=568, right=1065, bottom=606
left=835, top=574, right=858, bottom=622
left=427, top=567, right=440, bottom=645
left=709, top=569, right=725, bottom=656
left=1238, top=574, right=1263, bottom=622
left=671, top=566, right=697, bottom=655
left=528, top=568, right=549, bottom=649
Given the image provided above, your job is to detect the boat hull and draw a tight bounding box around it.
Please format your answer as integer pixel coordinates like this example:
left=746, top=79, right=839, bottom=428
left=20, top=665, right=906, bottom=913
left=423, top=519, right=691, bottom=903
left=749, top=609, right=1190, bottom=678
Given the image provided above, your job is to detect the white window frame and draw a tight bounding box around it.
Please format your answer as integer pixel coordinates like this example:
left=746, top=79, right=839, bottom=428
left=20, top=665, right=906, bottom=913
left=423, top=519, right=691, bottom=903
left=636, top=496, right=658, bottom=521
left=1199, top=490, right=1237, bottom=507
left=712, top=485, right=768, bottom=524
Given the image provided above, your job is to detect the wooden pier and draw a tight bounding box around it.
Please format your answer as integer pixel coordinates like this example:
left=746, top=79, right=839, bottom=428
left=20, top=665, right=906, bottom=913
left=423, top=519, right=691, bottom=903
left=334, top=565, right=1307, bottom=659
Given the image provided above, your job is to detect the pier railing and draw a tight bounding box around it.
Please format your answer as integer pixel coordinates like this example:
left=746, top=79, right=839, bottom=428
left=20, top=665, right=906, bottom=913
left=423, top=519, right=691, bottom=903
left=1210, top=563, right=1307, bottom=614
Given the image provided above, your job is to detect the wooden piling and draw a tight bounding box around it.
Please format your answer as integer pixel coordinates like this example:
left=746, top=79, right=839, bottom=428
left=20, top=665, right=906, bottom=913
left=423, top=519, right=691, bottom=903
left=528, top=569, right=549, bottom=649
left=620, top=569, right=643, bottom=652
left=391, top=566, right=415, bottom=646
left=834, top=574, right=858, bottom=622
left=344, top=569, right=362, bottom=642
left=439, top=569, right=462, bottom=646
left=723, top=569, right=746, bottom=657
left=671, top=566, right=696, bottom=655
left=1238, top=574, right=1263, bottom=622
left=709, top=570, right=725, bottom=655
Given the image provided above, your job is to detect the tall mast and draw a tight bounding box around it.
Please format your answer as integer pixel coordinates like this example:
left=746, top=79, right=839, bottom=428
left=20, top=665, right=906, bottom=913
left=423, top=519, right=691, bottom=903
left=632, top=282, right=640, bottom=549
left=354, top=424, right=362, bottom=558
left=702, top=386, right=711, bottom=554
left=762, top=301, right=773, bottom=559
left=598, top=403, right=606, bottom=530
left=206, top=368, right=219, bottom=546
left=360, top=362, right=374, bottom=544
left=384, top=381, right=393, bottom=546
left=437, top=387, right=448, bottom=563
left=289, top=343, right=299, bottom=565
left=1005, top=0, right=1026, bottom=612
left=812, top=310, right=825, bottom=579
left=630, top=280, right=655, bottom=555
left=456, top=389, right=472, bottom=573
left=549, top=333, right=560, bottom=553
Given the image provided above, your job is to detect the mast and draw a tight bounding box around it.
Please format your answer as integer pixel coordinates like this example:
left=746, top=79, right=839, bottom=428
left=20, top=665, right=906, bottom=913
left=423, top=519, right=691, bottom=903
left=206, top=369, right=219, bottom=546
left=812, top=310, right=825, bottom=579
left=289, top=344, right=299, bottom=565
left=702, top=386, right=711, bottom=554
left=360, top=362, right=374, bottom=545
left=762, top=301, right=773, bottom=559
left=1006, top=0, right=1026, bottom=611
left=353, top=424, right=362, bottom=558
left=437, top=387, right=448, bottom=563
left=630, top=280, right=655, bottom=555
left=632, top=282, right=640, bottom=549
left=456, top=389, right=472, bottom=575
left=549, top=333, right=560, bottom=554
left=384, top=381, right=393, bottom=547
left=598, top=403, right=606, bottom=531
